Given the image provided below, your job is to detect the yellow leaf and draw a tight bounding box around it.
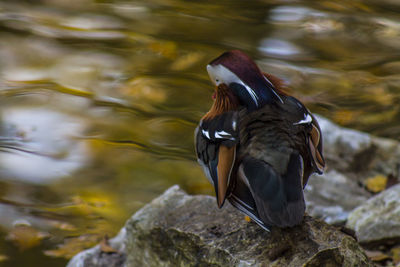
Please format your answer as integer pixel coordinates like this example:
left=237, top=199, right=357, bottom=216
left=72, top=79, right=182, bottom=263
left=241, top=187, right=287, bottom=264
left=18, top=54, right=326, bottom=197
left=100, top=235, right=117, bottom=253
left=244, top=215, right=251, bottom=222
left=366, top=175, right=388, bottom=193
left=365, top=250, right=390, bottom=262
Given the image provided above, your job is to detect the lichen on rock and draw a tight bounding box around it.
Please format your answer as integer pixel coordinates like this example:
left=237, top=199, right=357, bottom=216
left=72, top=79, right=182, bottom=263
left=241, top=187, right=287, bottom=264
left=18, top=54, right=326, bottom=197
left=68, top=185, right=372, bottom=267
left=67, top=114, right=400, bottom=267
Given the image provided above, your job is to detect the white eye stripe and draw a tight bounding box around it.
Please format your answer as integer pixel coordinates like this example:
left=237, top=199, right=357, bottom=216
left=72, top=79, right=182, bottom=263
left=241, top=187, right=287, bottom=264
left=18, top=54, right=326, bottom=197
left=263, top=76, right=283, bottom=103
left=207, top=64, right=259, bottom=107
left=207, top=64, right=284, bottom=106
left=240, top=81, right=259, bottom=107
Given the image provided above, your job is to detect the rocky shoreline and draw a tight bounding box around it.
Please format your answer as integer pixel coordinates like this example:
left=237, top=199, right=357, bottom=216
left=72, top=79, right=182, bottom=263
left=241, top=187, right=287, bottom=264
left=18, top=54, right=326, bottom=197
left=67, top=115, right=400, bottom=266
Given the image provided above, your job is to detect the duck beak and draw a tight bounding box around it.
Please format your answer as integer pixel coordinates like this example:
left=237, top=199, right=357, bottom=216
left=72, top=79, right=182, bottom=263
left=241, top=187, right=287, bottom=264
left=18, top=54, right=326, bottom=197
left=207, top=65, right=217, bottom=86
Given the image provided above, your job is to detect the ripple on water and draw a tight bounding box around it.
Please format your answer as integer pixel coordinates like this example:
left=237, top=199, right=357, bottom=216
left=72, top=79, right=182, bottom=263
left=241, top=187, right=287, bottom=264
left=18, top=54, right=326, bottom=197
left=269, top=6, right=324, bottom=23
left=0, top=108, right=88, bottom=183
left=258, top=38, right=309, bottom=60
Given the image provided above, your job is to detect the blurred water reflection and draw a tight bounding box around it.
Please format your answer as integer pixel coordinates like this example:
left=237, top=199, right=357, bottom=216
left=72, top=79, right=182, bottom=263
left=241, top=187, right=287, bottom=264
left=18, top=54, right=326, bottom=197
left=0, top=108, right=87, bottom=183
left=0, top=0, right=400, bottom=266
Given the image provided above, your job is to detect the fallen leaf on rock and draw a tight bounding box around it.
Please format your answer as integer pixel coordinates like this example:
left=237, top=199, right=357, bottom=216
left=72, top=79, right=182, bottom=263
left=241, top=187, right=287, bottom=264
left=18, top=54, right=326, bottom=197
left=365, top=250, right=390, bottom=262
left=365, top=174, right=387, bottom=193
left=100, top=235, right=117, bottom=253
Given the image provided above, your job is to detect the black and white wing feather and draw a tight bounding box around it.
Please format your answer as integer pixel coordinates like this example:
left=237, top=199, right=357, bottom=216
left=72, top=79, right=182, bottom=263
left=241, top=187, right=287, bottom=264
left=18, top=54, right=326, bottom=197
left=195, top=111, right=239, bottom=208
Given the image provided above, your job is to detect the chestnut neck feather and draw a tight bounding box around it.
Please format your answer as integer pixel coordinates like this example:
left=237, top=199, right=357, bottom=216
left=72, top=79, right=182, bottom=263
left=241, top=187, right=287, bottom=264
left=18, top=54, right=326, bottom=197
left=202, top=73, right=288, bottom=121
left=202, top=84, right=240, bottom=120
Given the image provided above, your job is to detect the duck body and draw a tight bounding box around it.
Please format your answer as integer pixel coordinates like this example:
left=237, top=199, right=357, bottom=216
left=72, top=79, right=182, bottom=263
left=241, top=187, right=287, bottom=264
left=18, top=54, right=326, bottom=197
left=195, top=50, right=325, bottom=231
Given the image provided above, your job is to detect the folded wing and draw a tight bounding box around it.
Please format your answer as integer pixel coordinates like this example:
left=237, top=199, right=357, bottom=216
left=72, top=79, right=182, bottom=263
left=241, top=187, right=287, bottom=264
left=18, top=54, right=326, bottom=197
left=195, top=111, right=239, bottom=208
left=237, top=152, right=306, bottom=228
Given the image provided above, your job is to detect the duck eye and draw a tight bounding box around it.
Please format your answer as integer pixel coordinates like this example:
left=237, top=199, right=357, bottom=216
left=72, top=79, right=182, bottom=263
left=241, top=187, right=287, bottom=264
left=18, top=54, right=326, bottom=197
left=216, top=79, right=219, bottom=83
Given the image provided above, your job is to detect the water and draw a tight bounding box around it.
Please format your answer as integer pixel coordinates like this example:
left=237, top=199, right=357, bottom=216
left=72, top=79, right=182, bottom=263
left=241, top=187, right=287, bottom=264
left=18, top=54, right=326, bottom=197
left=0, top=0, right=400, bottom=266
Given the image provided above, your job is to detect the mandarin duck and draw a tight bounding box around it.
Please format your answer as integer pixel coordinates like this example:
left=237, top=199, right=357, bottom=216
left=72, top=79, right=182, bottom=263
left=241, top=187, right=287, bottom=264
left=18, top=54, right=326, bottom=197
left=195, top=50, right=325, bottom=231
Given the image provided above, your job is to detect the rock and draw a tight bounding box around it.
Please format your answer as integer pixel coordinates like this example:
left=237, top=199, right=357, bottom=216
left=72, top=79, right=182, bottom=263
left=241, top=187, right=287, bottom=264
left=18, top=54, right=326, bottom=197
left=305, top=170, right=370, bottom=225
left=67, top=116, right=400, bottom=266
left=68, top=185, right=372, bottom=267
left=346, top=184, right=400, bottom=245
left=66, top=229, right=126, bottom=267
left=303, top=116, right=400, bottom=225
left=316, top=115, right=400, bottom=178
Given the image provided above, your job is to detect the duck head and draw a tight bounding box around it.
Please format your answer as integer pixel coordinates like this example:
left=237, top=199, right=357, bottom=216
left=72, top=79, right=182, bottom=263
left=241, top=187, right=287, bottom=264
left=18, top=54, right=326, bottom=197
left=207, top=50, right=282, bottom=112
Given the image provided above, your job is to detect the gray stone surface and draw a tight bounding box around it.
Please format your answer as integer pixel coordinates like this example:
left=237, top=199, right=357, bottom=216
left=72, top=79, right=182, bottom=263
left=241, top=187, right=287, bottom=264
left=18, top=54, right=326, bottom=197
left=66, top=229, right=126, bottom=267
left=305, top=170, right=370, bottom=225
left=316, top=115, right=400, bottom=178
left=68, top=185, right=372, bottom=267
left=67, top=115, right=400, bottom=266
left=303, top=116, right=400, bottom=225
left=346, top=184, right=400, bottom=244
